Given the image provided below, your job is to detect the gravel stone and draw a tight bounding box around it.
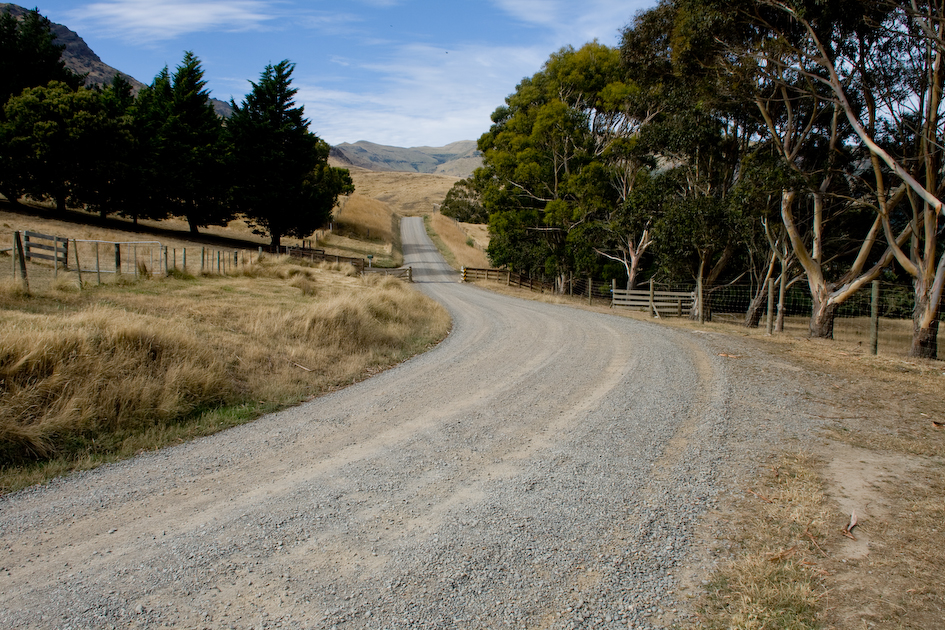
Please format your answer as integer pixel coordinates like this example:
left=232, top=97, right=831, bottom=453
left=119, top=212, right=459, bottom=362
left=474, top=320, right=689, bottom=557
left=0, top=217, right=823, bottom=628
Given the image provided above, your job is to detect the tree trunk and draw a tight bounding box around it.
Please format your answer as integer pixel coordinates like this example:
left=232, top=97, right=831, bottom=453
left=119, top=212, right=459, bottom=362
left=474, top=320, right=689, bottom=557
left=775, top=269, right=787, bottom=332
left=744, top=291, right=767, bottom=328
left=56, top=193, right=66, bottom=213
left=188, top=216, right=200, bottom=235
left=627, top=252, right=641, bottom=291
left=809, top=293, right=838, bottom=338
left=271, top=233, right=282, bottom=249
left=910, top=295, right=940, bottom=359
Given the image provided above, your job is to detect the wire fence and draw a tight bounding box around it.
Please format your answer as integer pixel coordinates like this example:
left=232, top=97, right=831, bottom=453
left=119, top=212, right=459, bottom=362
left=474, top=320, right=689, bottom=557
left=6, top=230, right=261, bottom=293
left=464, top=269, right=942, bottom=358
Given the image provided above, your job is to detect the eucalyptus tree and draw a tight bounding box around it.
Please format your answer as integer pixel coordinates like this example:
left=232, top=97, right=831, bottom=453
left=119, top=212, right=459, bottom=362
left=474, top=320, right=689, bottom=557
left=480, top=41, right=655, bottom=286
left=713, top=0, right=943, bottom=354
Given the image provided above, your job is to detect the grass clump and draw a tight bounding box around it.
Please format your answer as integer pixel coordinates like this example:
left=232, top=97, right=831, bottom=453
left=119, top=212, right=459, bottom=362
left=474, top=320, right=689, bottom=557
left=698, top=453, right=829, bottom=629
left=0, top=258, right=450, bottom=492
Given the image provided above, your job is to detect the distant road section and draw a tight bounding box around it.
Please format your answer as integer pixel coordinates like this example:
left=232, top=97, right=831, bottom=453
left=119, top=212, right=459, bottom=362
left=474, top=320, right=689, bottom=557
left=0, top=216, right=801, bottom=629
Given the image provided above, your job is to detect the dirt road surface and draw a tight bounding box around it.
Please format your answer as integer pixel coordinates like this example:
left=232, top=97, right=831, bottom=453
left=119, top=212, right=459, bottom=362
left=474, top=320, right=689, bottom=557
left=0, top=217, right=815, bottom=629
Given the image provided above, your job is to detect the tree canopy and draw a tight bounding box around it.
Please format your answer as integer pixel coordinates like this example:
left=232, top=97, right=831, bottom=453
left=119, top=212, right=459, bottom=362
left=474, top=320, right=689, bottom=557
left=465, top=0, right=945, bottom=355
left=228, top=60, right=352, bottom=247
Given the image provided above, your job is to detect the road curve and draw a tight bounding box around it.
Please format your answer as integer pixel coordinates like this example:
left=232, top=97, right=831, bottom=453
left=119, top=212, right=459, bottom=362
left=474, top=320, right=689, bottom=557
left=0, top=217, right=772, bottom=629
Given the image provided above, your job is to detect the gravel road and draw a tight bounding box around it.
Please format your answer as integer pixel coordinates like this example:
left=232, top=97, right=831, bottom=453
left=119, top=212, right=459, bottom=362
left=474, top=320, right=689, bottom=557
left=0, top=217, right=819, bottom=629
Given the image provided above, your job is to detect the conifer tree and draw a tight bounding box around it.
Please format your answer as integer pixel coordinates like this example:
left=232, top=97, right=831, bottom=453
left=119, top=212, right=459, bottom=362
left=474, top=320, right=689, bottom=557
left=229, top=60, right=352, bottom=247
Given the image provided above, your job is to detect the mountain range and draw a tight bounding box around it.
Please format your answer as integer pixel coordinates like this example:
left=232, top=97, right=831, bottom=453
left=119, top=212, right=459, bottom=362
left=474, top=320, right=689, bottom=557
left=329, top=140, right=481, bottom=177
left=2, top=3, right=481, bottom=177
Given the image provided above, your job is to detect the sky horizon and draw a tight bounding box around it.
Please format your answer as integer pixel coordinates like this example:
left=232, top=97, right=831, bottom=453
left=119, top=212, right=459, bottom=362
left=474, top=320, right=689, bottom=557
left=25, top=1, right=656, bottom=148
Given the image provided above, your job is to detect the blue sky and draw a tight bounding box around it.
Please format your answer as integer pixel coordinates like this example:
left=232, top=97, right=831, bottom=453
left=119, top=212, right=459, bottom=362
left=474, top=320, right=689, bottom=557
left=34, top=0, right=655, bottom=147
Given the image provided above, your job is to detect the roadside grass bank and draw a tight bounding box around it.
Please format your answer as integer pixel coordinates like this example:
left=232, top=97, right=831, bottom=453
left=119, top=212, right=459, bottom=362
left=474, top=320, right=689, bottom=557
left=326, top=193, right=403, bottom=268
left=423, top=214, right=458, bottom=269
left=429, top=212, right=491, bottom=270
left=466, top=277, right=945, bottom=629
left=0, top=256, right=451, bottom=494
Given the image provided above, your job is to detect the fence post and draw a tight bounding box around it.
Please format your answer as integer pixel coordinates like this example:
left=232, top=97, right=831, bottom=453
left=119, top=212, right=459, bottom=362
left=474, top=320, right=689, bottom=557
left=870, top=280, right=880, bottom=356
left=461, top=266, right=466, bottom=282
left=201, top=247, right=206, bottom=273
left=115, top=243, right=121, bottom=275
left=133, top=244, right=138, bottom=278
left=95, top=243, right=101, bottom=285
left=164, top=246, right=169, bottom=276
left=611, top=279, right=616, bottom=308
left=766, top=277, right=774, bottom=335
left=697, top=274, right=705, bottom=324
left=649, top=278, right=655, bottom=317
left=183, top=248, right=187, bottom=273
left=588, top=276, right=592, bottom=305
left=72, top=239, right=82, bottom=289
left=14, top=231, right=28, bottom=291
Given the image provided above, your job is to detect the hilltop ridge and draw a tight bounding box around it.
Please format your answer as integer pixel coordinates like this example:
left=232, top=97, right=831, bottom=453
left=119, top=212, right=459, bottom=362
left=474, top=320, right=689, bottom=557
left=330, top=140, right=482, bottom=178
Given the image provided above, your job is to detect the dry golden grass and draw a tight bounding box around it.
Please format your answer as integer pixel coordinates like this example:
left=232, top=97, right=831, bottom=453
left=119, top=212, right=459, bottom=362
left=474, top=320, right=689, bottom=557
left=698, top=453, right=831, bottom=629
left=340, top=166, right=458, bottom=216
left=325, top=193, right=403, bottom=267
left=0, top=255, right=450, bottom=492
left=430, top=212, right=491, bottom=269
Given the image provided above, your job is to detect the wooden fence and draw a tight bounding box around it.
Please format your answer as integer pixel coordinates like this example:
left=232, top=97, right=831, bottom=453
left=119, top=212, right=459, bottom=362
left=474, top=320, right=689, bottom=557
left=364, top=267, right=413, bottom=281
left=23, top=231, right=69, bottom=268
left=275, top=245, right=367, bottom=273
left=612, top=281, right=696, bottom=317
left=461, top=267, right=555, bottom=293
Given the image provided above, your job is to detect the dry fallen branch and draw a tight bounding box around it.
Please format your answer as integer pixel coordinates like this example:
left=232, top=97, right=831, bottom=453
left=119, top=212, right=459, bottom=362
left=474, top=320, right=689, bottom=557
left=291, top=361, right=314, bottom=372
left=767, top=545, right=798, bottom=562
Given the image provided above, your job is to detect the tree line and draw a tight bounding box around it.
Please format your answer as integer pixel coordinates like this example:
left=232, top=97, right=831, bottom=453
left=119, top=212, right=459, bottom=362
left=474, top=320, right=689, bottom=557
left=441, top=0, right=945, bottom=358
left=0, top=8, right=353, bottom=247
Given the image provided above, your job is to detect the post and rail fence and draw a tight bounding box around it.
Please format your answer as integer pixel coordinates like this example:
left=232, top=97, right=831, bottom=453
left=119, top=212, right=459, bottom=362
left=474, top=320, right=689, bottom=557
left=270, top=244, right=413, bottom=281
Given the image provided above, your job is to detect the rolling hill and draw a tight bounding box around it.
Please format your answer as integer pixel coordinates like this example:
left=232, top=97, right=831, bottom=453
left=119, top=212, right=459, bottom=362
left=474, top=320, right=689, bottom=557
left=330, top=140, right=482, bottom=178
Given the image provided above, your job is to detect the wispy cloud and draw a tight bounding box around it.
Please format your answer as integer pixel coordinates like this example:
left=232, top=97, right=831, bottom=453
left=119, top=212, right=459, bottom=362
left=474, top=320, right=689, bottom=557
left=490, top=0, right=643, bottom=45
left=297, top=42, right=548, bottom=146
left=68, top=0, right=278, bottom=40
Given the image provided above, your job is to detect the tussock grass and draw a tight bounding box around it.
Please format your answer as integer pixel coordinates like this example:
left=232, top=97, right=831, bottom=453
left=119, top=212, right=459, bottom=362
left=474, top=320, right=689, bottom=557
left=0, top=257, right=450, bottom=492
left=430, top=212, right=491, bottom=270
left=699, top=453, right=830, bottom=629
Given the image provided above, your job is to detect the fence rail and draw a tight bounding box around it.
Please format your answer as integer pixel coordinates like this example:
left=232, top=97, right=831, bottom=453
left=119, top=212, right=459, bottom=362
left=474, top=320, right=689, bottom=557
left=612, top=284, right=695, bottom=317
left=364, top=267, right=413, bottom=281
left=275, top=245, right=368, bottom=273
left=461, top=267, right=555, bottom=293
left=23, top=231, right=69, bottom=267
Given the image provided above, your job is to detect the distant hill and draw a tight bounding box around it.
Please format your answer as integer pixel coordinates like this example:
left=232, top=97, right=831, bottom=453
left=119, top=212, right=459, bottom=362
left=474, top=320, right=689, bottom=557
left=0, top=3, right=233, bottom=117
left=330, top=140, right=482, bottom=178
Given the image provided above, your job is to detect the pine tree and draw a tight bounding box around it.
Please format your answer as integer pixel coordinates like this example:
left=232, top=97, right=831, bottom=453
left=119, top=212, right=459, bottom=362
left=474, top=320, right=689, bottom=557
left=229, top=60, right=352, bottom=247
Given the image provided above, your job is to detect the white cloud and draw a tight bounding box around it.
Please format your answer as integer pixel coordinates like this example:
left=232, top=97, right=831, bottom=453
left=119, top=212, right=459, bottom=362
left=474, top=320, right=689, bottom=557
left=491, top=0, right=645, bottom=46
left=68, top=0, right=277, bottom=40
left=296, top=42, right=548, bottom=146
